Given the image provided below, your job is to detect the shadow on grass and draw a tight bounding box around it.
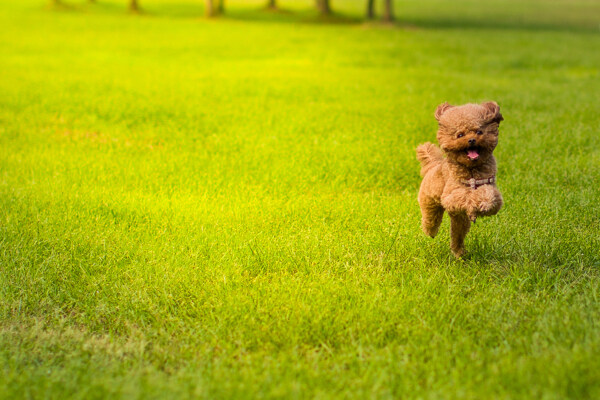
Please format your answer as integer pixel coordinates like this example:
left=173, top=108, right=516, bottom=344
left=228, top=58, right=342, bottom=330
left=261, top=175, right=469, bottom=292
left=400, top=16, right=599, bottom=33
left=465, top=229, right=600, bottom=271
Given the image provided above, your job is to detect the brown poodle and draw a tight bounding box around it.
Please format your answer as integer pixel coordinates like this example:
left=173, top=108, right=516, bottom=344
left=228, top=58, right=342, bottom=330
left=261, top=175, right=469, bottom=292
left=416, top=102, right=504, bottom=257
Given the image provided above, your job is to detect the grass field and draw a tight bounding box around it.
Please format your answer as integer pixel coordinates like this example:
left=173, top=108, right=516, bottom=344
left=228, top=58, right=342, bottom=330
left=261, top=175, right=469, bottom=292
left=1, top=0, right=599, bottom=398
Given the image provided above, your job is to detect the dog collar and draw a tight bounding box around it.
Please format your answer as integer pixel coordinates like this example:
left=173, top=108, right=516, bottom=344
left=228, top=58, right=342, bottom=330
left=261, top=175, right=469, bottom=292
left=461, top=176, right=496, bottom=189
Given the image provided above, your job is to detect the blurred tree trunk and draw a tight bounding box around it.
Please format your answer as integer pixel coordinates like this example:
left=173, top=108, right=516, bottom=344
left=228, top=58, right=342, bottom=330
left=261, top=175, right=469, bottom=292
left=316, top=0, right=330, bottom=15
left=383, top=0, right=393, bottom=22
left=206, top=0, right=224, bottom=16
left=205, top=0, right=216, bottom=16
left=267, top=0, right=276, bottom=9
left=366, top=0, right=374, bottom=19
left=129, top=0, right=139, bottom=12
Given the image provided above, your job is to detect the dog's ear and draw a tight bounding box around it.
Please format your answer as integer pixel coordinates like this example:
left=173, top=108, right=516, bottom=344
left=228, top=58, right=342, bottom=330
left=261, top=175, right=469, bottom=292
left=481, top=101, right=504, bottom=124
left=434, top=102, right=453, bottom=121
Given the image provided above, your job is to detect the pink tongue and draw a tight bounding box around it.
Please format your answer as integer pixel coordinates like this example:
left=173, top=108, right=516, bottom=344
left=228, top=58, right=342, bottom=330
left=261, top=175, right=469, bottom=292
left=467, top=149, right=479, bottom=160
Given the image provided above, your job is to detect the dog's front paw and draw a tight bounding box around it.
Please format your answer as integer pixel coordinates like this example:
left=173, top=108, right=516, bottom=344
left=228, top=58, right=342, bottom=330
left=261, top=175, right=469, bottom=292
left=474, top=187, right=503, bottom=216
left=476, top=200, right=498, bottom=216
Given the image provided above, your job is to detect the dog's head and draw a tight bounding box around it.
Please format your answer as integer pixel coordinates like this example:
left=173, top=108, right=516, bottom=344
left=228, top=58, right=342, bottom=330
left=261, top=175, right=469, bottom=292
left=435, top=101, right=503, bottom=167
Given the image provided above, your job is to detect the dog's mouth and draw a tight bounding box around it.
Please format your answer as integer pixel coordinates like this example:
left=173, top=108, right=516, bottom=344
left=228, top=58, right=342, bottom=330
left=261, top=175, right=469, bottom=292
left=466, top=147, right=480, bottom=161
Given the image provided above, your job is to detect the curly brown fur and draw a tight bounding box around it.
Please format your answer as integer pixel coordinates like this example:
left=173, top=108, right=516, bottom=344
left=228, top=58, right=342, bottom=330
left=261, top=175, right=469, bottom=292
left=417, top=101, right=504, bottom=258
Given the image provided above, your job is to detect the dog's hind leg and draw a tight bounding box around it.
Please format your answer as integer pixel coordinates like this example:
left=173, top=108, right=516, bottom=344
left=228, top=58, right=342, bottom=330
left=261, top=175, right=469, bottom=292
left=420, top=199, right=444, bottom=238
left=449, top=212, right=471, bottom=258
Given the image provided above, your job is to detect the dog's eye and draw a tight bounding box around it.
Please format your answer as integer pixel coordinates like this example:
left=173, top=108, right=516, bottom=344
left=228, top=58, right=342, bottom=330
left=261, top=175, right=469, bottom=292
left=476, top=130, right=483, bottom=135
left=457, top=133, right=465, bottom=138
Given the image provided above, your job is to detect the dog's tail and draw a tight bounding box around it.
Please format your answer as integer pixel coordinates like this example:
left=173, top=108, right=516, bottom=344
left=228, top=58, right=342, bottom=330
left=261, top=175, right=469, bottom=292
left=416, top=142, right=443, bottom=176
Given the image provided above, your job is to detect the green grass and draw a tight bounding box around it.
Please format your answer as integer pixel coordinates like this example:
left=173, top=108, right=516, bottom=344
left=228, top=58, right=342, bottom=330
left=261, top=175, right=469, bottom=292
left=1, top=0, right=599, bottom=398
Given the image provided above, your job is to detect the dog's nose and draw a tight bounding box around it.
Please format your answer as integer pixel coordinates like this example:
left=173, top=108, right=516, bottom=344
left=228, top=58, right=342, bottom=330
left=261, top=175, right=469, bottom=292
left=468, top=138, right=476, bottom=145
